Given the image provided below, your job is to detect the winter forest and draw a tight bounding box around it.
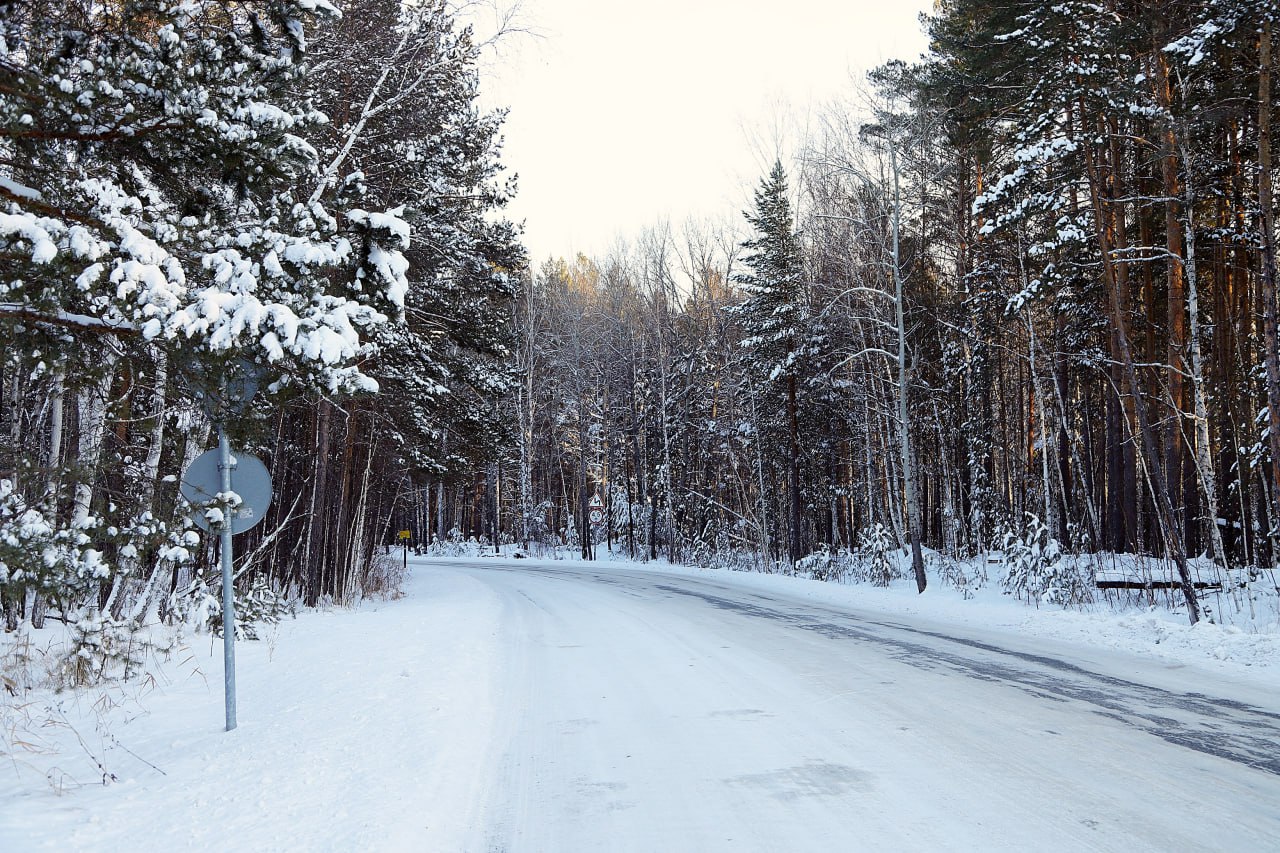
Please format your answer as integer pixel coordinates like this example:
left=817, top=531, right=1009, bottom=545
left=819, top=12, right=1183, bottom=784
left=4, top=0, right=1280, bottom=659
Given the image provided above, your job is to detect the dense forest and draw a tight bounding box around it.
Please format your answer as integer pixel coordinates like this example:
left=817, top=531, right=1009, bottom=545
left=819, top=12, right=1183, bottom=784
left=0, top=0, right=520, bottom=640
left=491, top=0, right=1280, bottom=625
left=2, top=0, right=1279, bottom=644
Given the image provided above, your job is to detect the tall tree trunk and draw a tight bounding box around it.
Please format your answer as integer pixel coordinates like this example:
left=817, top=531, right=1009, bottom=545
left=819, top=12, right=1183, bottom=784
left=1258, top=20, right=1280, bottom=561
left=1083, top=110, right=1200, bottom=624
left=436, top=476, right=446, bottom=543
left=72, top=349, right=119, bottom=529
left=31, top=365, right=66, bottom=628
left=1156, top=45, right=1189, bottom=551
left=658, top=331, right=677, bottom=565
left=578, top=403, right=590, bottom=560
left=122, top=350, right=173, bottom=622
left=787, top=373, right=802, bottom=565
left=304, top=400, right=332, bottom=606
left=517, top=386, right=533, bottom=548
left=889, top=145, right=926, bottom=592
left=749, top=386, right=772, bottom=562
left=1176, top=131, right=1227, bottom=570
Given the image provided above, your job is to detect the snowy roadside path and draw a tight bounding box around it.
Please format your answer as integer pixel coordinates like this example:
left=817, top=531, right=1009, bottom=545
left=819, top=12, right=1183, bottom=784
left=454, top=559, right=1280, bottom=852
left=1, top=569, right=506, bottom=852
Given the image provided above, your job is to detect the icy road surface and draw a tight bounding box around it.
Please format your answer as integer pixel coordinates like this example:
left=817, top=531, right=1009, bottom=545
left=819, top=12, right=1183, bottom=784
left=454, top=559, right=1280, bottom=852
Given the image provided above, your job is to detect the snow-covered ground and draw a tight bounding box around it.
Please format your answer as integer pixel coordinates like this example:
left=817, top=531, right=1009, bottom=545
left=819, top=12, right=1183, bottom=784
left=641, top=554, right=1280, bottom=684
left=1, top=567, right=503, bottom=851
left=3, top=554, right=1279, bottom=851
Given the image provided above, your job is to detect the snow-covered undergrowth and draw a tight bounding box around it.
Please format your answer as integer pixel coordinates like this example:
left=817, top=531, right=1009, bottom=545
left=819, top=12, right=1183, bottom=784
left=1, top=620, right=205, bottom=792
left=624, top=547, right=1280, bottom=678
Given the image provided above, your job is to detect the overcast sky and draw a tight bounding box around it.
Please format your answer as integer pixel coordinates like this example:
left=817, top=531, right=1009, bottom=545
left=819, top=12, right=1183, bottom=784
left=476, top=1, right=934, bottom=263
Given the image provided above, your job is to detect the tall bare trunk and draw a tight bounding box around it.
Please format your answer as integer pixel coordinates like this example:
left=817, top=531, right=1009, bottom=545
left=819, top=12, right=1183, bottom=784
left=1157, top=48, right=1188, bottom=547
left=578, top=403, right=590, bottom=560
left=436, top=476, right=446, bottom=542
left=72, top=348, right=119, bottom=529
left=787, top=373, right=803, bottom=565
left=1175, top=128, right=1227, bottom=570
left=122, top=350, right=173, bottom=621
left=889, top=145, right=926, bottom=592
left=1258, top=21, right=1280, bottom=561
left=1082, top=110, right=1200, bottom=624
left=749, top=387, right=772, bottom=561
left=304, top=400, right=332, bottom=606
left=30, top=365, right=65, bottom=628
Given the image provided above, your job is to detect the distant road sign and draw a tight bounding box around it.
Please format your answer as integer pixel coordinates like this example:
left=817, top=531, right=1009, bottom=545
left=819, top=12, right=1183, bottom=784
left=589, top=508, right=604, bottom=525
left=398, top=530, right=412, bottom=540
left=181, top=449, right=273, bottom=534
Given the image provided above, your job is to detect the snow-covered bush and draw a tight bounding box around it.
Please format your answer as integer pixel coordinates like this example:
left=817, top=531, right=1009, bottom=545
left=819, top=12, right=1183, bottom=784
left=796, top=546, right=854, bottom=582
left=424, top=529, right=484, bottom=558
left=999, top=514, right=1091, bottom=607
left=0, top=628, right=49, bottom=695
left=855, top=523, right=896, bottom=586
left=166, top=572, right=294, bottom=641
left=363, top=553, right=406, bottom=600
left=166, top=576, right=221, bottom=636
left=520, top=500, right=556, bottom=546
left=52, top=614, right=174, bottom=689
left=688, top=524, right=736, bottom=571
left=0, top=479, right=109, bottom=623
left=226, top=577, right=296, bottom=640
left=932, top=552, right=988, bottom=600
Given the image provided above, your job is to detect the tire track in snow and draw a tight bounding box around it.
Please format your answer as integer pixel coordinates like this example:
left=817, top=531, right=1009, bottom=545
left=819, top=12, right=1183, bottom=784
left=648, top=581, right=1280, bottom=776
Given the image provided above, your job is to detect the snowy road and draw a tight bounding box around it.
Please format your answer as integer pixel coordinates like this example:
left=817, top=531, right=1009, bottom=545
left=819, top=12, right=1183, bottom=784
left=6, top=557, right=1280, bottom=852
left=445, top=558, right=1280, bottom=852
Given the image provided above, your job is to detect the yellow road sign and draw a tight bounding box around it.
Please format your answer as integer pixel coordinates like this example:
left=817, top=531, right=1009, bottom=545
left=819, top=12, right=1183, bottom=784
left=398, top=530, right=412, bottom=540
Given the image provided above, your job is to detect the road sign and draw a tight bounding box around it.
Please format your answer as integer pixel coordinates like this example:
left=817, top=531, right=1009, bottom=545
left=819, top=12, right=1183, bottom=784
left=181, top=432, right=274, bottom=732
left=181, top=449, right=273, bottom=534
left=398, top=530, right=412, bottom=540
left=180, top=358, right=265, bottom=421
left=589, top=508, right=604, bottom=525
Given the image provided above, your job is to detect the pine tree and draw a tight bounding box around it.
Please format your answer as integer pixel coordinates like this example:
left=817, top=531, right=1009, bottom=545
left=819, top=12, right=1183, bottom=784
left=256, top=0, right=524, bottom=598
left=0, top=0, right=411, bottom=621
left=733, top=161, right=810, bottom=566
left=317, top=0, right=521, bottom=466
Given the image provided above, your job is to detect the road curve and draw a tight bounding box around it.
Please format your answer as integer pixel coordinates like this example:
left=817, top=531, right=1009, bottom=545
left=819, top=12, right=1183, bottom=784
left=425, top=559, right=1280, bottom=852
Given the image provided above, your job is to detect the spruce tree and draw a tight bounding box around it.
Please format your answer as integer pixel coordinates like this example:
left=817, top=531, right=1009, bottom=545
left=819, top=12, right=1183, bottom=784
left=733, top=161, right=810, bottom=566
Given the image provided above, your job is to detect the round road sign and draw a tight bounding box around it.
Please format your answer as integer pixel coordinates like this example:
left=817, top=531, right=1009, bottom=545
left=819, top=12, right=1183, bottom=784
left=181, top=449, right=273, bottom=534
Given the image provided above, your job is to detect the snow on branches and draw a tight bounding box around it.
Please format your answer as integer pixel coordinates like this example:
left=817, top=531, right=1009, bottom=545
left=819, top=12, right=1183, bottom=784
left=0, top=0, right=410, bottom=394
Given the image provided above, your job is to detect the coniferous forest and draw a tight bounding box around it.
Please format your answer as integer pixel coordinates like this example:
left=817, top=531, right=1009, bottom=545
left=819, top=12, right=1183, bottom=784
left=0, top=0, right=520, bottom=635
left=503, top=0, right=1280, bottom=625
left=3, top=0, right=1280, bottom=641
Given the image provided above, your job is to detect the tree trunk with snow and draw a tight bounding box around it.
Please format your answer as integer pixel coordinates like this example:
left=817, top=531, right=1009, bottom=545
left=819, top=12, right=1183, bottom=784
left=888, top=145, right=926, bottom=593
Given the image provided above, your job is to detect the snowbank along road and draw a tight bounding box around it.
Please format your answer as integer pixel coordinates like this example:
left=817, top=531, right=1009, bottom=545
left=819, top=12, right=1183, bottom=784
left=446, top=559, right=1280, bottom=852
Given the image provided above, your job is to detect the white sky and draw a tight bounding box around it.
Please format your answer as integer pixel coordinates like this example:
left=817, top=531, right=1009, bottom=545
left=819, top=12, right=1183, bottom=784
left=476, top=1, right=935, bottom=264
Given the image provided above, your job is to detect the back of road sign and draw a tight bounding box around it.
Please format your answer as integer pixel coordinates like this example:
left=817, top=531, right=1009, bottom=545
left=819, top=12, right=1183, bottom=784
left=181, top=449, right=273, bottom=534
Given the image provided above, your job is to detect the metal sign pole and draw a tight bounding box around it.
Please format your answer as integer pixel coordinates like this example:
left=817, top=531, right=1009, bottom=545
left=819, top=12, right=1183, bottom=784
left=179, top=362, right=270, bottom=734
left=217, top=425, right=238, bottom=732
